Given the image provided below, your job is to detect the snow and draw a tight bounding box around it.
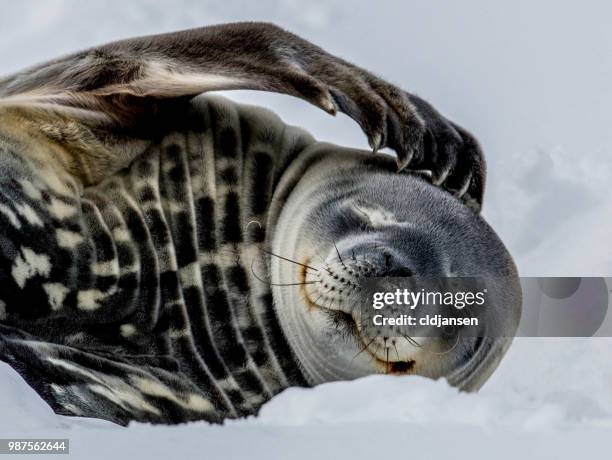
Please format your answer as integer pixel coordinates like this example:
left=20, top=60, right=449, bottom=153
left=1, top=1, right=611, bottom=458
left=2, top=353, right=612, bottom=459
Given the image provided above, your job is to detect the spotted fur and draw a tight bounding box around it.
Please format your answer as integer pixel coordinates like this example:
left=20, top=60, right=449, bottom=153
left=0, top=23, right=491, bottom=425
left=0, top=96, right=317, bottom=424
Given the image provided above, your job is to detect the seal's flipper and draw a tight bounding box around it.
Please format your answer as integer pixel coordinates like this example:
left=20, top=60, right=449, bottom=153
left=0, top=22, right=482, bottom=197
left=0, top=325, right=226, bottom=425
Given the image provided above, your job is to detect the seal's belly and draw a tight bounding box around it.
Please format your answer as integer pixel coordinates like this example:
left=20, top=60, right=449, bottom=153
left=0, top=97, right=313, bottom=423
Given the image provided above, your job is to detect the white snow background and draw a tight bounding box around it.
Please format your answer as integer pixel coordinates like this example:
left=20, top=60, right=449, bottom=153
left=1, top=1, right=611, bottom=458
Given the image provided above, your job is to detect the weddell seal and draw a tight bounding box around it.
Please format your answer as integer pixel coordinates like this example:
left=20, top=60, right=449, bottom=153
left=0, top=23, right=521, bottom=425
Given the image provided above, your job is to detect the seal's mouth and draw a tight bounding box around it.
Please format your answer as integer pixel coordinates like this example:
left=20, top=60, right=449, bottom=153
left=299, top=258, right=416, bottom=375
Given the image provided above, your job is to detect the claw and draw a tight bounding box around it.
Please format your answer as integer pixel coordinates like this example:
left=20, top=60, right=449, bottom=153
left=434, top=164, right=451, bottom=186
left=396, top=148, right=414, bottom=172
left=320, top=94, right=337, bottom=115
left=455, top=171, right=472, bottom=198
left=368, top=132, right=383, bottom=154
left=411, top=169, right=434, bottom=182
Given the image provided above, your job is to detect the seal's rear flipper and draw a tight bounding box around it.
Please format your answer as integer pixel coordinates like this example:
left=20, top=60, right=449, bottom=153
left=0, top=325, right=226, bottom=425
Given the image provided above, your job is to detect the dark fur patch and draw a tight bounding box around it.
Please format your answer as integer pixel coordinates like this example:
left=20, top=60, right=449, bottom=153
left=251, top=152, right=274, bottom=215
left=195, top=196, right=217, bottom=251
left=220, top=192, right=242, bottom=243
left=218, top=128, right=239, bottom=158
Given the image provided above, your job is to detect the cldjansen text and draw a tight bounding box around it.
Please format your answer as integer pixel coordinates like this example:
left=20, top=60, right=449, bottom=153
left=372, top=314, right=479, bottom=327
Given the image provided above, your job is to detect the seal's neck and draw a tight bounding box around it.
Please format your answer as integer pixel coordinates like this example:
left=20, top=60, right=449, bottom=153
left=268, top=150, right=380, bottom=385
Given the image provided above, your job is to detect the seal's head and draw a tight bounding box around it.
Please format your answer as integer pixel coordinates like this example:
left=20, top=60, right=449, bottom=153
left=269, top=146, right=521, bottom=391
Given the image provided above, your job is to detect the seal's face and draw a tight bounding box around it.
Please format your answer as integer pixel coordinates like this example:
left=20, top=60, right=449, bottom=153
left=270, top=150, right=521, bottom=390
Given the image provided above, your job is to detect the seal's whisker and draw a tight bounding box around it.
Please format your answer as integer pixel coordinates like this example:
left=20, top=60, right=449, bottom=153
left=369, top=340, right=383, bottom=365
left=313, top=251, right=334, bottom=275
left=261, top=249, right=319, bottom=273
left=423, top=331, right=461, bottom=356
left=324, top=295, right=335, bottom=310
left=272, top=281, right=318, bottom=287
left=334, top=241, right=346, bottom=268
left=352, top=336, right=377, bottom=360
left=311, top=293, right=324, bottom=306
left=392, top=341, right=400, bottom=361
left=259, top=248, right=318, bottom=272
left=244, top=220, right=262, bottom=232
left=280, top=281, right=318, bottom=286
left=250, top=258, right=319, bottom=287
left=367, top=348, right=378, bottom=364
left=385, top=345, right=390, bottom=374
left=401, top=334, right=422, bottom=348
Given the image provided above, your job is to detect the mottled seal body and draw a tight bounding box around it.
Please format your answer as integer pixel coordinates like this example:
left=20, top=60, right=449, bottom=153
left=0, top=23, right=520, bottom=425
left=0, top=96, right=317, bottom=424
left=0, top=96, right=520, bottom=425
